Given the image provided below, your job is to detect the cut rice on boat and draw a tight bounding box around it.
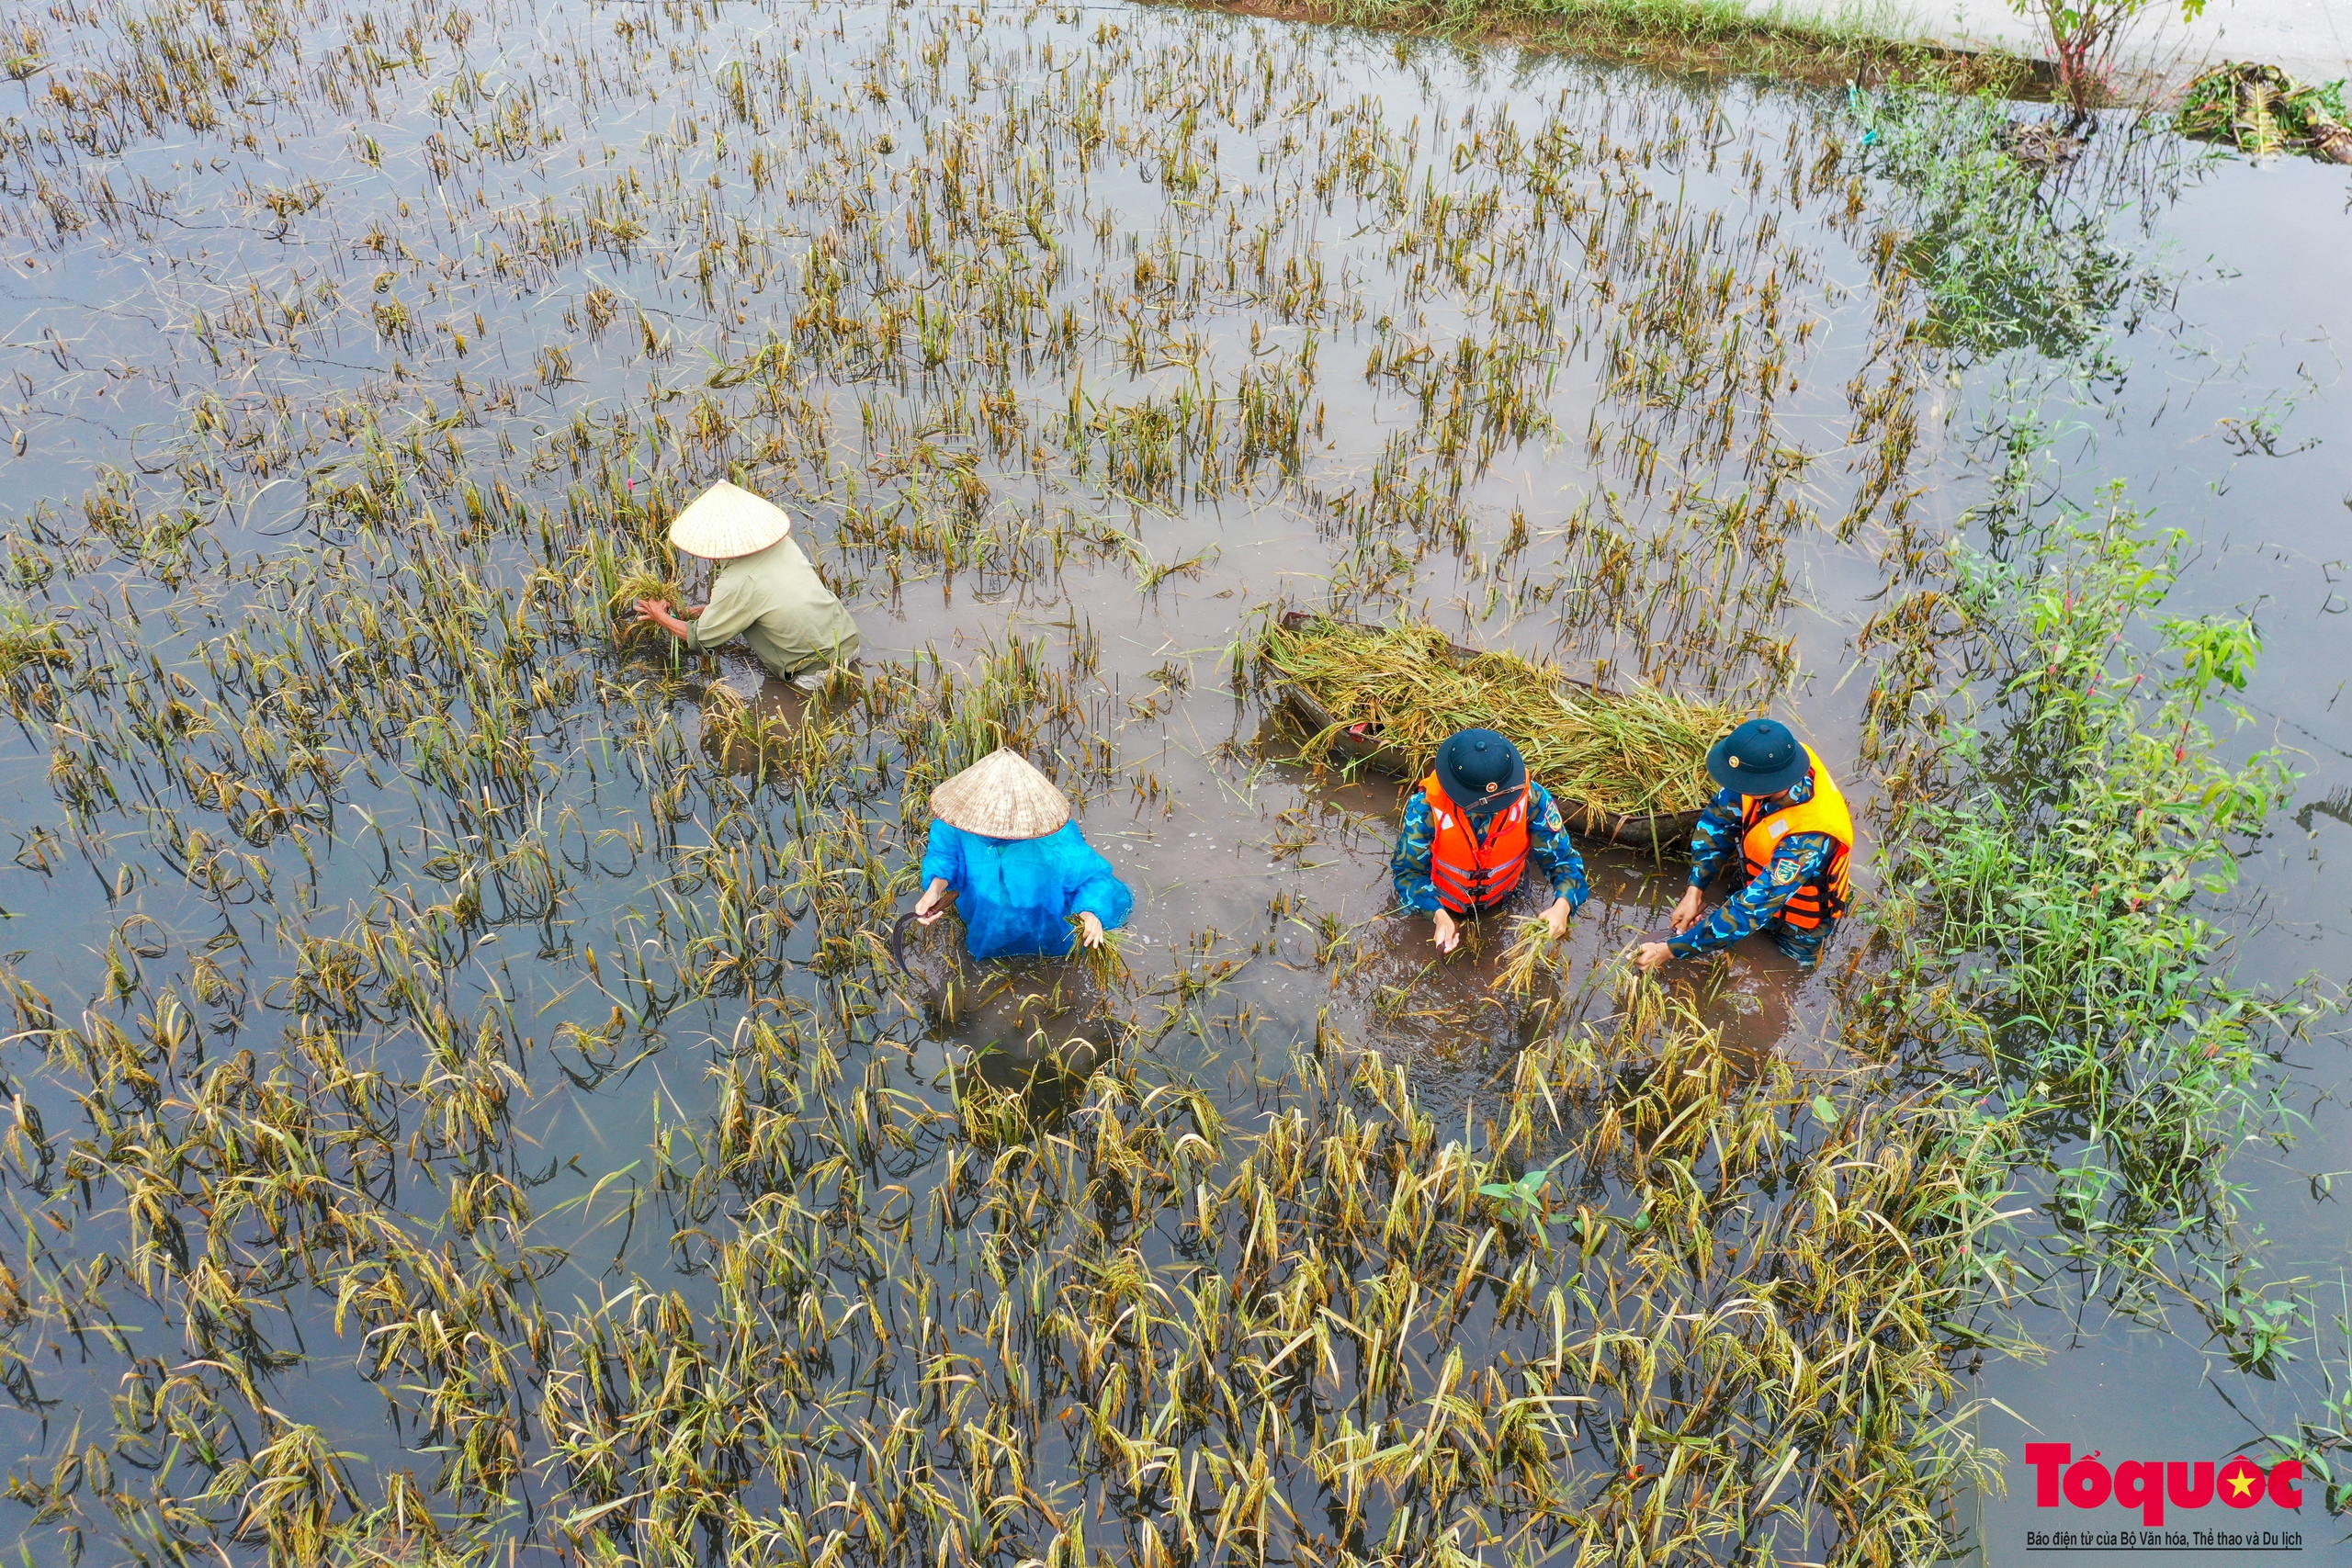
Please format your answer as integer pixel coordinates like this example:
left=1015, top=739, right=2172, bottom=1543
left=1262, top=612, right=1741, bottom=849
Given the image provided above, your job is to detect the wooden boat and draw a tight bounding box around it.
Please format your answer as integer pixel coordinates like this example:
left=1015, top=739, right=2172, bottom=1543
left=1271, top=610, right=1707, bottom=853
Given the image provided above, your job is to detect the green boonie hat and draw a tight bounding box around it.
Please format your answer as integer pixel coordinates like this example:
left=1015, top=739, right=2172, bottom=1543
left=1436, top=727, right=1526, bottom=807
left=1706, top=717, right=1807, bottom=795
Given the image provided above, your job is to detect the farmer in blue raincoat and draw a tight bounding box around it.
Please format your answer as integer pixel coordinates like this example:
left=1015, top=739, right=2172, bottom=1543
left=913, top=747, right=1134, bottom=960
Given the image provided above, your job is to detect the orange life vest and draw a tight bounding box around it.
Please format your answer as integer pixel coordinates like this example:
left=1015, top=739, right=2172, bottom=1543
left=1421, top=773, right=1531, bottom=914
left=1736, top=745, right=1855, bottom=931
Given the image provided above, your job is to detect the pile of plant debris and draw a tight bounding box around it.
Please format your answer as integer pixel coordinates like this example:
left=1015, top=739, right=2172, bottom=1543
left=2177, top=62, right=2352, bottom=163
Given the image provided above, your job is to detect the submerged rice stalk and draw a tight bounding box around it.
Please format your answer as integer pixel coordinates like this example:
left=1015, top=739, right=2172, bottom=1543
left=1489, top=916, right=1562, bottom=997
left=1071, top=916, right=1136, bottom=991
left=0, top=601, right=71, bottom=677
left=1612, top=964, right=1671, bottom=1042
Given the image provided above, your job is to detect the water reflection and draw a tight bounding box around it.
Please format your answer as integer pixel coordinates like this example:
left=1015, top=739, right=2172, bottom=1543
left=689, top=661, right=826, bottom=774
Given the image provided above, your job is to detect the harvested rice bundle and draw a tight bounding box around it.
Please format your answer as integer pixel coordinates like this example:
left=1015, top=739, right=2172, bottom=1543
left=1491, top=916, right=1564, bottom=996
left=609, top=564, right=688, bottom=644
left=1263, top=615, right=1738, bottom=818
left=1069, top=915, right=1136, bottom=991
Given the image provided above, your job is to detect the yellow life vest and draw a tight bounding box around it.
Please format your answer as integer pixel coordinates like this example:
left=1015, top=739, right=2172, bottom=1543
left=1736, top=746, right=1855, bottom=931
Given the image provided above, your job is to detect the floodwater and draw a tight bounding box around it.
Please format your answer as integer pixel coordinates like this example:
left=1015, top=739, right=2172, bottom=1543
left=0, top=0, right=2346, bottom=1562
left=1958, top=145, right=2352, bottom=1564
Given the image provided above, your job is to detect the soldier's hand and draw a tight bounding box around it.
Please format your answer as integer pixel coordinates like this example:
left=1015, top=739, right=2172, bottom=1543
left=1669, top=886, right=1705, bottom=935
left=1633, top=942, right=1673, bottom=974
left=1432, top=908, right=1461, bottom=953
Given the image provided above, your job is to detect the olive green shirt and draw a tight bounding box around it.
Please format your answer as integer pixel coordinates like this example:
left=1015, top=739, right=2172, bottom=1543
left=687, top=536, right=860, bottom=677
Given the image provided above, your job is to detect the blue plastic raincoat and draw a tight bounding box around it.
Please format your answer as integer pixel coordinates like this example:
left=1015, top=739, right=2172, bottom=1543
left=920, top=820, right=1135, bottom=961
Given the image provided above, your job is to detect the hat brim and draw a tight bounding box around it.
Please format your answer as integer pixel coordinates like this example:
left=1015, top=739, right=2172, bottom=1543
left=933, top=800, right=1069, bottom=840
left=668, top=480, right=794, bottom=560
left=1436, top=746, right=1527, bottom=807
left=1706, top=734, right=1808, bottom=795
left=927, top=748, right=1073, bottom=840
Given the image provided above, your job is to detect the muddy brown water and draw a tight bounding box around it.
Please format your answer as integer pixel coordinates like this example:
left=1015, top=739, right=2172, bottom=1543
left=0, top=0, right=2347, bottom=1561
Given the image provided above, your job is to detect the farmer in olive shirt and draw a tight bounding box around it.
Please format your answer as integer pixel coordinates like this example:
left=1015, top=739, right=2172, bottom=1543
left=632, top=480, right=860, bottom=690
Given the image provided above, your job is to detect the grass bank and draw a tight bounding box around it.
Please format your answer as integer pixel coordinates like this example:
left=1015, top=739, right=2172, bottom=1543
left=1150, top=0, right=2048, bottom=94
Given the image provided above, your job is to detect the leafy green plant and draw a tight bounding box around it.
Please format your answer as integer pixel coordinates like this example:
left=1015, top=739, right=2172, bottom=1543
left=2162, top=612, right=2260, bottom=704
left=2011, top=0, right=2207, bottom=110
left=1476, top=1159, right=1555, bottom=1220
left=1857, top=434, right=2328, bottom=1345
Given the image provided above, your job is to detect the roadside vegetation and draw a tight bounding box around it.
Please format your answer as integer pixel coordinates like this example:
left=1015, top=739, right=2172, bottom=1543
left=1163, top=0, right=2043, bottom=91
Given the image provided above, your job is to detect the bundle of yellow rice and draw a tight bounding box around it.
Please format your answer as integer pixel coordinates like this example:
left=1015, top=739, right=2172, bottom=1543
left=1262, top=615, right=1736, bottom=818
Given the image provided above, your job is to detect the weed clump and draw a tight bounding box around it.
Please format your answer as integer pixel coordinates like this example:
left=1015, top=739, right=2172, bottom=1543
left=2177, top=62, right=2352, bottom=162
left=0, top=602, right=68, bottom=678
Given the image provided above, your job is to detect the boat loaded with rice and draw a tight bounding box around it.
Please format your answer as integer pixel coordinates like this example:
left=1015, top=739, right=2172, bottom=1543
left=1262, top=611, right=1740, bottom=852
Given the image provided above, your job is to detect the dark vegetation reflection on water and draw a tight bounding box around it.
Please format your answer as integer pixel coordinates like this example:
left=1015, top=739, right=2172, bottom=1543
left=0, top=0, right=2346, bottom=1562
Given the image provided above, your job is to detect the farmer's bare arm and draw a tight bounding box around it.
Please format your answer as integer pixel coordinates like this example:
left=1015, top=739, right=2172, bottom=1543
left=633, top=599, right=707, bottom=642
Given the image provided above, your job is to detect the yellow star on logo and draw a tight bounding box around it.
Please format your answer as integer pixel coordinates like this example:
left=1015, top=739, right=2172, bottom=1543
left=2224, top=1471, right=2256, bottom=1500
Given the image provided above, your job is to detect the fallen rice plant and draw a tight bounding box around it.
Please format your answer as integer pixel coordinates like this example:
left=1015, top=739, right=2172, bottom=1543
left=0, top=0, right=2316, bottom=1562
left=1489, top=915, right=1564, bottom=998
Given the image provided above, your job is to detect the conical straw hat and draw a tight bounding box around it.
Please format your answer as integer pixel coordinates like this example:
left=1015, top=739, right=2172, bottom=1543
left=929, top=748, right=1070, bottom=840
left=667, top=479, right=792, bottom=560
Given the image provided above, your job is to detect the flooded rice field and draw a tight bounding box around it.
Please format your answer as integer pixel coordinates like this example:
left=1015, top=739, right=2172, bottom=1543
left=1, top=0, right=2349, bottom=1562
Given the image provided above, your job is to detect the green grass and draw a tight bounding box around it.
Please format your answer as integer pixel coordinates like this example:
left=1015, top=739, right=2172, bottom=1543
left=1851, top=416, right=2328, bottom=1371
left=1159, top=0, right=2045, bottom=94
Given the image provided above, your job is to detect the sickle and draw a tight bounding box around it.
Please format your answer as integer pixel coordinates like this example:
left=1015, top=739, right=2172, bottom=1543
left=884, top=911, right=922, bottom=973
